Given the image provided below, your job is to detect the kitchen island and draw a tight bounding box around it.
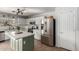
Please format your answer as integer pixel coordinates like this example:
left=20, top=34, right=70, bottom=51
left=5, top=31, right=34, bottom=51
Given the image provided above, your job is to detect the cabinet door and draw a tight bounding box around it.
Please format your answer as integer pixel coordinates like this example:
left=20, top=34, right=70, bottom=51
left=41, top=36, right=49, bottom=45
left=56, top=7, right=76, bottom=50
left=5, top=34, right=10, bottom=40
left=22, top=35, right=34, bottom=51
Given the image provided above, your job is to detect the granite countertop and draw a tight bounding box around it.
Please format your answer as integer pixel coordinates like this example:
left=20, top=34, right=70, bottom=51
left=5, top=31, right=34, bottom=39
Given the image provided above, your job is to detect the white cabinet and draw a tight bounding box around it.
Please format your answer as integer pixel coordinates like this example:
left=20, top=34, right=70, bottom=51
left=10, top=38, right=22, bottom=51
left=55, top=7, right=77, bottom=50
left=33, top=30, right=41, bottom=40
left=26, top=17, right=42, bottom=40
left=5, top=34, right=10, bottom=40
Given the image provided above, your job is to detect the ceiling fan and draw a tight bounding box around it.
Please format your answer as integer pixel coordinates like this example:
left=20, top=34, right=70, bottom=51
left=12, top=8, right=25, bottom=15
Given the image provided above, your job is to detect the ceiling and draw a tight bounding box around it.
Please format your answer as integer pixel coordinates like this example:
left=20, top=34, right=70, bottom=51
left=0, top=7, right=55, bottom=16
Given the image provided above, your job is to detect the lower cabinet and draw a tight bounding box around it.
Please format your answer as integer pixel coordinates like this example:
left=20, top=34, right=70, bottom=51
left=5, top=34, right=10, bottom=40
left=0, top=31, right=5, bottom=41
left=22, top=35, right=34, bottom=51
left=41, top=35, right=49, bottom=45
left=41, top=35, right=54, bottom=46
left=10, top=35, right=34, bottom=51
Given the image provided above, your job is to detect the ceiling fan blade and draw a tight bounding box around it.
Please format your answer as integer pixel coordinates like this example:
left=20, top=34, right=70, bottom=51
left=12, top=8, right=25, bottom=15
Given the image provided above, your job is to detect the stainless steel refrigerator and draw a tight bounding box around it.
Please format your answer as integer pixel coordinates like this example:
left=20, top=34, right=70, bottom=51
left=41, top=16, right=55, bottom=46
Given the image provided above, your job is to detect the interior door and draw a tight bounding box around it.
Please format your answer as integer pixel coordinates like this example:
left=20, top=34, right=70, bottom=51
left=56, top=8, right=76, bottom=50
left=75, top=8, right=79, bottom=51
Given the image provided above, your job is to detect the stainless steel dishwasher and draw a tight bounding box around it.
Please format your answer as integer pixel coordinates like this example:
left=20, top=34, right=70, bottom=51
left=0, top=31, right=5, bottom=41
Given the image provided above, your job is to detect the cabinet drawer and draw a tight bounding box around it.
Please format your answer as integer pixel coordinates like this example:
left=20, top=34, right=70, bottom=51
left=41, top=36, right=49, bottom=45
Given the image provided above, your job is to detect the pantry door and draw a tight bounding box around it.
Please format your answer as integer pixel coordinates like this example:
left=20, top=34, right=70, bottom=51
left=56, top=8, right=76, bottom=50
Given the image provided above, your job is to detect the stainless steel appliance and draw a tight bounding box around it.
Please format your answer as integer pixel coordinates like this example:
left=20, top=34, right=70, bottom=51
left=41, top=16, right=55, bottom=46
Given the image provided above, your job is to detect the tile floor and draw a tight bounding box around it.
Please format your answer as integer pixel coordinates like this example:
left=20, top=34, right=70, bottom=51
left=0, top=40, right=69, bottom=51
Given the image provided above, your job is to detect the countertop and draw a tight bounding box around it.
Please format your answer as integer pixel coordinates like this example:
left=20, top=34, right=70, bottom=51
left=5, top=31, right=34, bottom=39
